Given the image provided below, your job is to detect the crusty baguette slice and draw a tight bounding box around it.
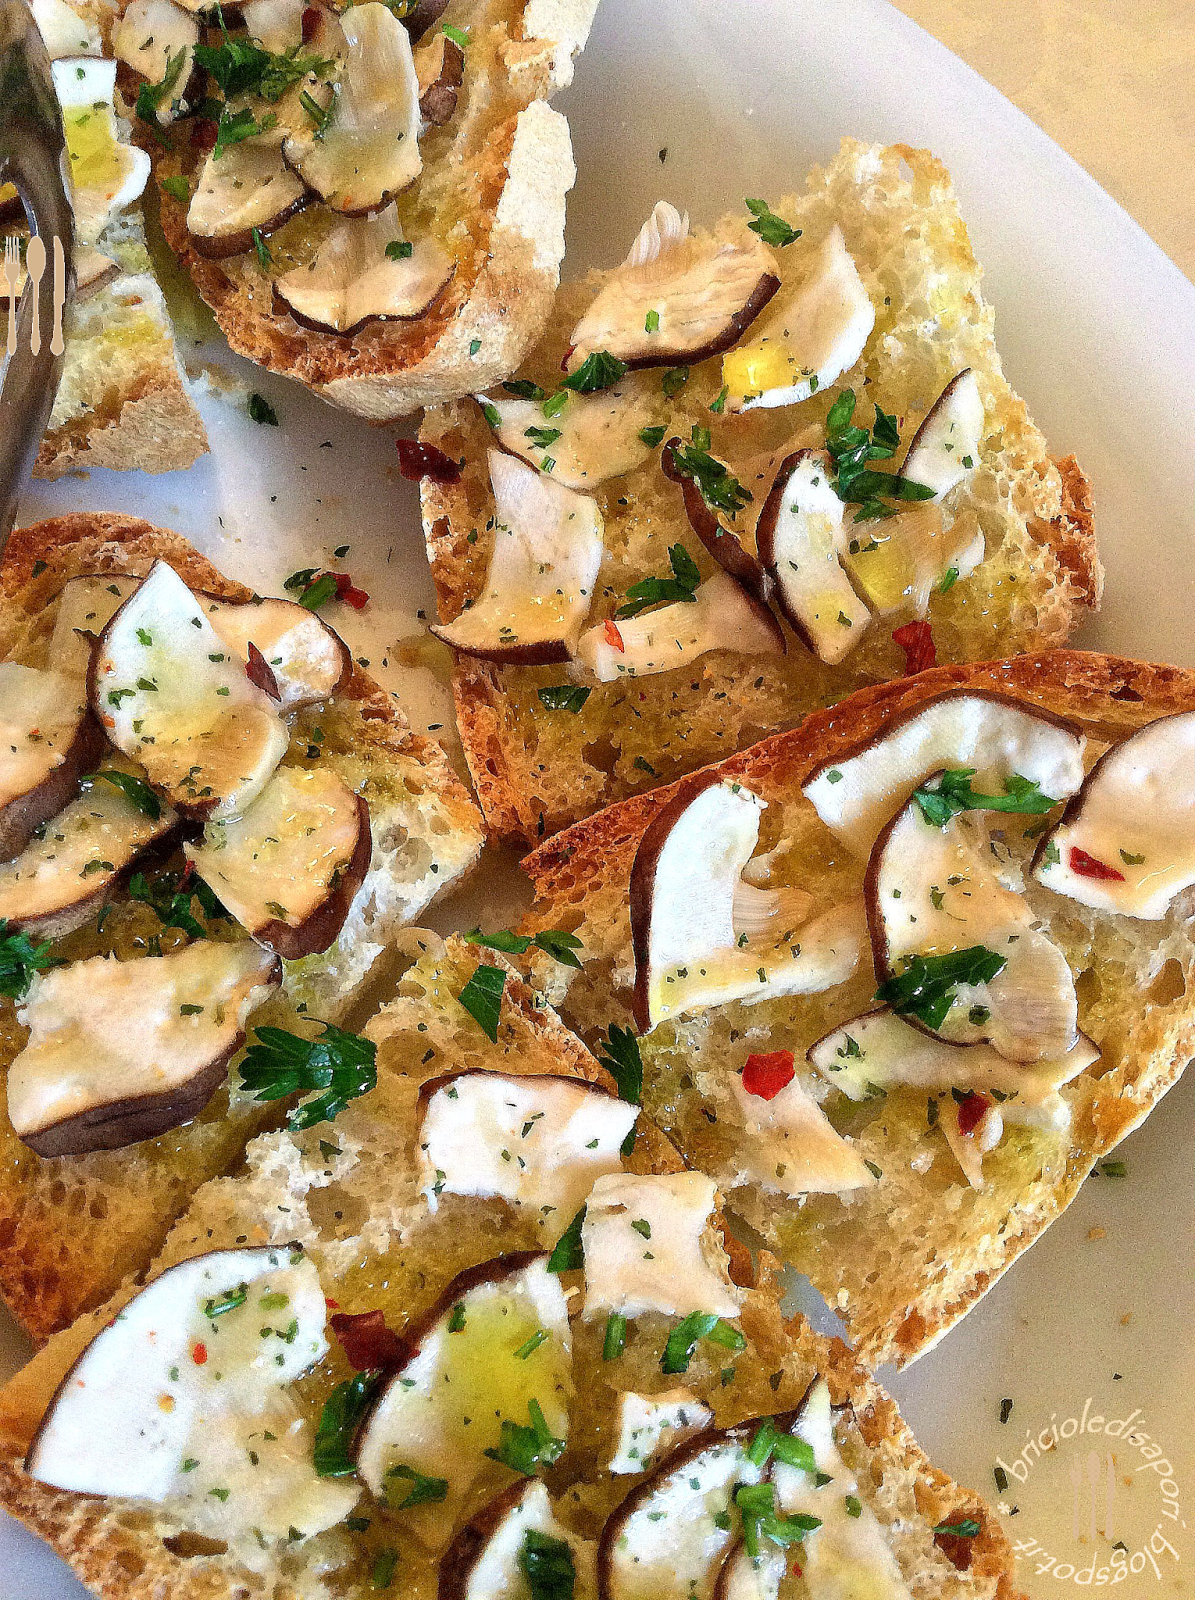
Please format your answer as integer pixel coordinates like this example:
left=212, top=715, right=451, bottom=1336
left=0, top=514, right=484, bottom=1341
left=145, top=0, right=600, bottom=416
left=421, top=139, right=1100, bottom=841
left=0, top=935, right=1019, bottom=1600
left=519, top=649, right=1195, bottom=1367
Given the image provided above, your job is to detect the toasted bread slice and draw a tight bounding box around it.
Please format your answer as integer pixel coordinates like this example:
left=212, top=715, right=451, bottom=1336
left=0, top=514, right=483, bottom=1341
left=519, top=650, right=1194, bottom=1367
left=0, top=935, right=1018, bottom=1600
left=6, top=2, right=208, bottom=477
left=421, top=139, right=1100, bottom=840
left=141, top=0, right=600, bottom=416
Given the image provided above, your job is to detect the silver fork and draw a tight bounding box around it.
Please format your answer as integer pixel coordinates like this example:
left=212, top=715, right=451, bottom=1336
left=0, top=0, right=75, bottom=543
left=2, top=234, right=19, bottom=355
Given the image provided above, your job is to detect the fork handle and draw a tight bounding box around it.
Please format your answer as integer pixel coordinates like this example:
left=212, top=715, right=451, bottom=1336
left=4, top=280, right=14, bottom=358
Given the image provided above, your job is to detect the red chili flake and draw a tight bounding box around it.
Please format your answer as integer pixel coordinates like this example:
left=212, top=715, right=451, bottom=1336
left=956, top=1091, right=991, bottom=1137
left=395, top=438, right=462, bottom=484
left=603, top=619, right=625, bottom=653
left=560, top=344, right=575, bottom=372
left=892, top=620, right=936, bottom=675
left=330, top=1309, right=406, bottom=1371
left=300, top=5, right=320, bottom=41
left=190, top=119, right=218, bottom=151
left=245, top=640, right=281, bottom=699
left=741, top=1050, right=795, bottom=1101
left=1069, top=846, right=1125, bottom=882
left=191, top=1341, right=208, bottom=1365
left=324, top=1296, right=340, bottom=1310
left=331, top=573, right=369, bottom=610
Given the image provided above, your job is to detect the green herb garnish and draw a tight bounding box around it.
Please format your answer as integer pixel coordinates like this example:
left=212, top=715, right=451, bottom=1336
left=457, top=963, right=506, bottom=1042
left=912, top=769, right=1058, bottom=827
left=744, top=198, right=801, bottom=247
left=876, top=947, right=1007, bottom=1030
left=616, top=543, right=701, bottom=618
left=241, top=1023, right=377, bottom=1129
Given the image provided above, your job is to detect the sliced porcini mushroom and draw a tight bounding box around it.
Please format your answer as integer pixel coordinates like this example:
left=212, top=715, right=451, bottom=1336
left=416, top=1069, right=636, bottom=1230
left=439, top=1478, right=597, bottom=1600
left=398, top=0, right=451, bottom=41
left=729, top=1065, right=876, bottom=1197
left=241, top=0, right=305, bottom=52
left=283, top=2, right=421, bottom=213
left=630, top=773, right=862, bottom=1032
left=26, top=1246, right=360, bottom=1539
left=803, top=690, right=1087, bottom=858
left=0, top=664, right=106, bottom=861
left=765, top=1379, right=912, bottom=1600
left=430, top=451, right=604, bottom=664
left=187, top=140, right=309, bottom=260
left=575, top=571, right=784, bottom=684
left=53, top=58, right=151, bottom=246
left=940, top=1094, right=1005, bottom=1189
left=597, top=1420, right=767, bottom=1600
left=713, top=1543, right=785, bottom=1600
left=567, top=201, right=781, bottom=372
left=722, top=226, right=874, bottom=412
left=8, top=940, right=282, bottom=1156
left=415, top=28, right=464, bottom=124
left=74, top=245, right=121, bottom=299
left=866, top=792, right=1078, bottom=1062
left=356, top=1253, right=572, bottom=1550
left=755, top=448, right=870, bottom=663
left=479, top=380, right=657, bottom=491
left=89, top=561, right=290, bottom=822
left=661, top=438, right=772, bottom=606
left=31, top=0, right=102, bottom=56
left=199, top=593, right=351, bottom=709
left=276, top=205, right=453, bottom=335
left=608, top=1388, right=713, bottom=1475
left=112, top=0, right=199, bottom=123
left=902, top=370, right=984, bottom=499
left=185, top=765, right=370, bottom=959
left=841, top=499, right=985, bottom=620
left=48, top=574, right=139, bottom=677
left=1034, top=710, right=1195, bottom=919
left=0, top=766, right=178, bottom=939
left=810, top=1008, right=1097, bottom=1111
left=580, top=1172, right=742, bottom=1321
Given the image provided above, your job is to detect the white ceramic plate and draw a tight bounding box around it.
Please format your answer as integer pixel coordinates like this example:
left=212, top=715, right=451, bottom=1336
left=5, top=1, right=1194, bottom=1594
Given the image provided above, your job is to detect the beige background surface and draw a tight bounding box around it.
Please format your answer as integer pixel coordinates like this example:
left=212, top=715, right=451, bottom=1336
left=893, top=0, right=1194, bottom=280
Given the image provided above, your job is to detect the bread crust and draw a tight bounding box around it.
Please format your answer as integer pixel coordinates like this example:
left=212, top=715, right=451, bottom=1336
left=521, top=649, right=1195, bottom=1365
left=145, top=0, right=598, bottom=416
left=0, top=515, right=484, bottom=1344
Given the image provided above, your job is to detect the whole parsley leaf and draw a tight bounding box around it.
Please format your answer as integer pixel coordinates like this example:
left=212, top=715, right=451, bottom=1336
left=546, top=1206, right=585, bottom=1273
left=597, top=1024, right=642, bottom=1155
left=483, top=1399, right=566, bottom=1475
left=0, top=920, right=61, bottom=999
left=876, top=947, right=1007, bottom=1030
left=80, top=770, right=161, bottom=820
left=128, top=868, right=226, bottom=940
left=824, top=389, right=933, bottom=518
left=312, top=1371, right=382, bottom=1477
left=667, top=428, right=752, bottom=517
left=240, top=1023, right=377, bottom=1129
left=532, top=929, right=583, bottom=969
left=458, top=963, right=506, bottom=1041
left=520, top=1527, right=577, bottom=1600
left=745, top=197, right=801, bottom=247
left=616, top=543, right=701, bottom=618
left=560, top=351, right=627, bottom=394
left=538, top=685, right=590, bottom=713
left=912, top=769, right=1058, bottom=828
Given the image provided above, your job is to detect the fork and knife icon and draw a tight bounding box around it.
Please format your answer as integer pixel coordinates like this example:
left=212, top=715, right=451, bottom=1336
left=2, top=232, right=67, bottom=358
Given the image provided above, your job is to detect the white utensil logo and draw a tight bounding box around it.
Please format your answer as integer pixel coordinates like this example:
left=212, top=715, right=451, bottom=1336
left=1, top=233, right=68, bottom=355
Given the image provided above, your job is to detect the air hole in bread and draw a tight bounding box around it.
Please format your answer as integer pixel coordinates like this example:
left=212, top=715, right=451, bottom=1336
left=582, top=736, right=620, bottom=777
left=1147, top=957, right=1187, bottom=1006
left=163, top=1532, right=228, bottom=1558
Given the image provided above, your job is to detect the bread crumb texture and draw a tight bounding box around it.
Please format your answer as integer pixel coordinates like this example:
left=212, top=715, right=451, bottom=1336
left=521, top=651, right=1193, bottom=1367
left=0, top=516, right=482, bottom=1341
left=0, top=936, right=1018, bottom=1600
left=422, top=140, right=1100, bottom=839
